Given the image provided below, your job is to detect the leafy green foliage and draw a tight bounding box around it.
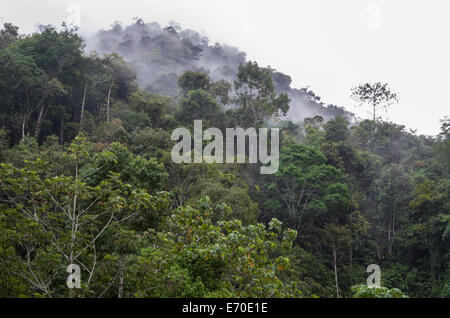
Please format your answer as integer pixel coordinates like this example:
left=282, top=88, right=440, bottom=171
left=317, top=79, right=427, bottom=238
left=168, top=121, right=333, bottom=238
left=351, top=284, right=408, bottom=298
left=0, top=21, right=448, bottom=299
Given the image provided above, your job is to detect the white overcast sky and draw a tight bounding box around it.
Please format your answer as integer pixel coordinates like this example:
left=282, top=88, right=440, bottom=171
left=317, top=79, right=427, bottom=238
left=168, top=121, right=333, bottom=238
left=1, top=0, right=449, bottom=135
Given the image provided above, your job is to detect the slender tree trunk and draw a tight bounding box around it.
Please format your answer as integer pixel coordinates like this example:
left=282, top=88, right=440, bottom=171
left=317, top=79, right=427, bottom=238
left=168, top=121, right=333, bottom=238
left=373, top=103, right=376, bottom=124
left=388, top=216, right=392, bottom=255
left=106, top=82, right=113, bottom=123
left=349, top=211, right=353, bottom=285
left=332, top=242, right=339, bottom=297
left=371, top=103, right=377, bottom=151
left=118, top=269, right=124, bottom=298
left=68, top=154, right=79, bottom=298
left=21, top=116, right=26, bottom=142
left=392, top=206, right=396, bottom=239
left=389, top=205, right=396, bottom=254
left=59, top=116, right=64, bottom=145
left=34, top=104, right=47, bottom=139
left=80, top=81, right=88, bottom=130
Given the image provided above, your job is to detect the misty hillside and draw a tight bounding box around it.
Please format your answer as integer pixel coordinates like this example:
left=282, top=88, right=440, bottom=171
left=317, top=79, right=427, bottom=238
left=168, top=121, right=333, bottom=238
left=91, top=19, right=352, bottom=123
left=0, top=19, right=448, bottom=299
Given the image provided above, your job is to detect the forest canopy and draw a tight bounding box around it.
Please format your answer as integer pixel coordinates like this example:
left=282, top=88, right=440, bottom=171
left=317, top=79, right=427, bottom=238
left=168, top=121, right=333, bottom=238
left=0, top=20, right=448, bottom=298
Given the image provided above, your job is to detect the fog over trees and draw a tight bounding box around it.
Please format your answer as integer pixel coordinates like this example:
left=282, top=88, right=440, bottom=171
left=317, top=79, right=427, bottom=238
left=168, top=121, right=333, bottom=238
left=0, top=19, right=448, bottom=298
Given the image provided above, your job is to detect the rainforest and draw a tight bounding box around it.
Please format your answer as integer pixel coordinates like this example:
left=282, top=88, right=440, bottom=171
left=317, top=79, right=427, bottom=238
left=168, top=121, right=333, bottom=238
left=0, top=19, right=448, bottom=299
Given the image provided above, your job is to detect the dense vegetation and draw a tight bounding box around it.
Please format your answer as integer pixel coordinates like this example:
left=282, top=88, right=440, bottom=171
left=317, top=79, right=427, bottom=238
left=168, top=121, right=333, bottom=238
left=0, top=21, right=448, bottom=298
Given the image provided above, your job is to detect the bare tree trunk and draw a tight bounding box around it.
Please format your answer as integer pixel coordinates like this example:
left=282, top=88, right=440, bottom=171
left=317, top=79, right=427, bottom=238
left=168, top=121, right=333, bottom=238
left=388, top=216, right=392, bottom=254
left=59, top=116, right=64, bottom=145
left=118, top=271, right=124, bottom=298
left=392, top=206, right=396, bottom=239
left=106, top=82, right=113, bottom=123
left=349, top=211, right=353, bottom=285
left=21, top=116, right=26, bottom=142
left=371, top=103, right=377, bottom=151
left=68, top=154, right=79, bottom=298
left=332, top=242, right=339, bottom=297
left=34, top=104, right=47, bottom=139
left=388, top=205, right=396, bottom=254
left=373, top=103, right=376, bottom=124
left=80, top=81, right=88, bottom=130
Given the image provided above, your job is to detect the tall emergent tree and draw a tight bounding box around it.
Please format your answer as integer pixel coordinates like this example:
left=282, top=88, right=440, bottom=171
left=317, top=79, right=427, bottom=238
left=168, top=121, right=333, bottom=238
left=350, top=82, right=398, bottom=149
left=233, top=61, right=290, bottom=127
